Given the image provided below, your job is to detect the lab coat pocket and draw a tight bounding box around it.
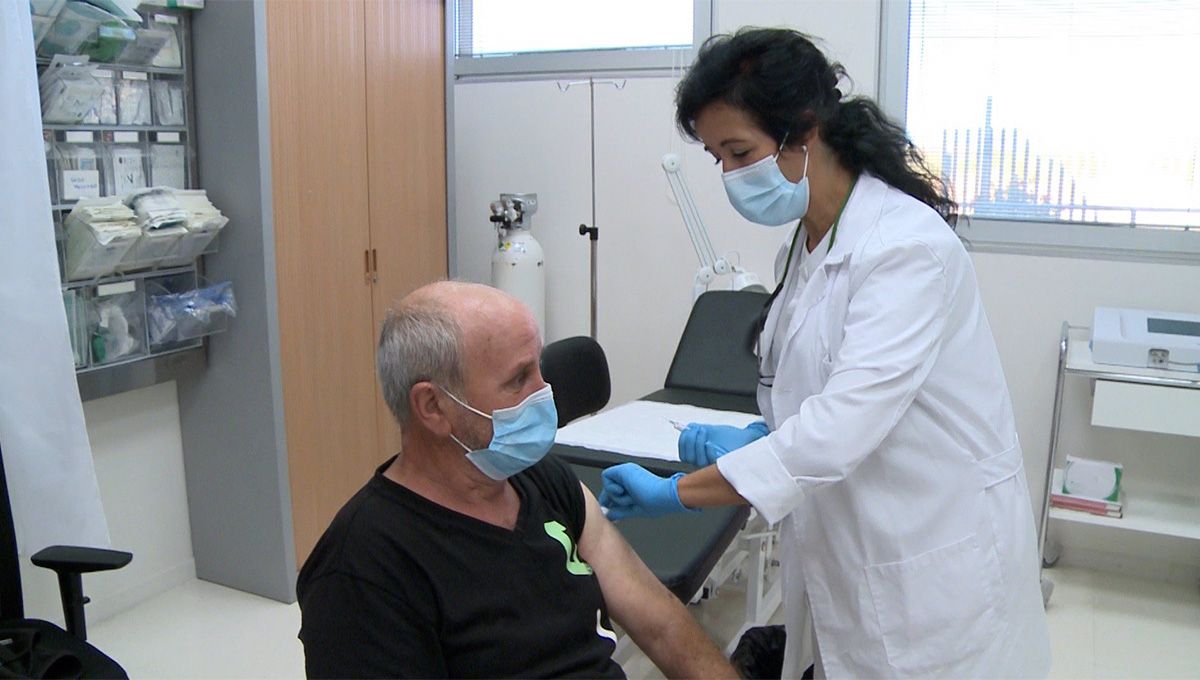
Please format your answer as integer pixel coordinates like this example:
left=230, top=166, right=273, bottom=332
left=866, top=533, right=1002, bottom=676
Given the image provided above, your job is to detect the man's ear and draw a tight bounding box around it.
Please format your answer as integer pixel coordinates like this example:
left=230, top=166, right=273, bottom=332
left=410, top=382, right=451, bottom=436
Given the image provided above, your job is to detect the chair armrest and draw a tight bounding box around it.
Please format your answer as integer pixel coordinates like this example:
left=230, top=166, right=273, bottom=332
left=29, top=546, right=132, bottom=641
left=31, top=546, right=132, bottom=574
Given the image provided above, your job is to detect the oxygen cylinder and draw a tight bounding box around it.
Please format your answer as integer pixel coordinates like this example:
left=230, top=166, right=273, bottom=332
left=489, top=193, right=545, bottom=332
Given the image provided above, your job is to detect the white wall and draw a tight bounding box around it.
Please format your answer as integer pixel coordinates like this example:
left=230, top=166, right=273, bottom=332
left=454, top=0, right=882, bottom=405
left=453, top=0, right=1200, bottom=580
left=20, top=382, right=195, bottom=626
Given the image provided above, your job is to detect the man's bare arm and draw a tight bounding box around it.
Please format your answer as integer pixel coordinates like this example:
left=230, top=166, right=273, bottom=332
left=576, top=482, right=738, bottom=679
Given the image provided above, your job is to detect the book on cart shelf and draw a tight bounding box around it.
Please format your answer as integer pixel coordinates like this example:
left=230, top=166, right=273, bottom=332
left=1050, top=468, right=1123, bottom=519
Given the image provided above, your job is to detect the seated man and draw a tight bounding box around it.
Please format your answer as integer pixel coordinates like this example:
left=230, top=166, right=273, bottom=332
left=296, top=281, right=736, bottom=679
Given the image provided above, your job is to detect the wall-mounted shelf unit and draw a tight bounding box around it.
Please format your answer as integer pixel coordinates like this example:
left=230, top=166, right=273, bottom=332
left=33, top=4, right=218, bottom=399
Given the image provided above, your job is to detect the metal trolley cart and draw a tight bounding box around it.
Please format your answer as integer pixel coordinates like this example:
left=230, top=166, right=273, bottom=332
left=1038, top=322, right=1200, bottom=604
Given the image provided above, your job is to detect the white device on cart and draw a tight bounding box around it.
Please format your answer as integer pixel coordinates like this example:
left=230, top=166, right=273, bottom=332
left=1091, top=307, right=1200, bottom=372
left=489, top=193, right=545, bottom=332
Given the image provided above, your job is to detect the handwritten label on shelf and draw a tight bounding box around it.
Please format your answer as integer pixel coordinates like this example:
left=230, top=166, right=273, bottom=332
left=61, top=170, right=100, bottom=200
left=121, top=71, right=149, bottom=81
left=156, top=131, right=181, bottom=143
left=64, top=131, right=94, bottom=143
left=96, top=281, right=137, bottom=297
left=113, top=131, right=139, bottom=144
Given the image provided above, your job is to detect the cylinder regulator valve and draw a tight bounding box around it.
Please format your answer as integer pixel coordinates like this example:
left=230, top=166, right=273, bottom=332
left=488, top=193, right=545, bottom=332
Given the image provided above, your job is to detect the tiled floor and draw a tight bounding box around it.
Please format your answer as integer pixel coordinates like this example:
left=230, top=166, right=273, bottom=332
left=1043, top=567, right=1200, bottom=679
left=89, top=565, right=1200, bottom=678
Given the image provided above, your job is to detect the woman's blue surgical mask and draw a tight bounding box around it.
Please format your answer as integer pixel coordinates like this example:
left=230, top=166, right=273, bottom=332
left=441, top=384, right=558, bottom=480
left=722, top=140, right=809, bottom=227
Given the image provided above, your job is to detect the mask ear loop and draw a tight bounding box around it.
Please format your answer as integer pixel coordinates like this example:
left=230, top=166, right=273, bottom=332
left=438, top=384, right=493, bottom=420
left=437, top=385, right=492, bottom=454
left=777, top=131, right=809, bottom=181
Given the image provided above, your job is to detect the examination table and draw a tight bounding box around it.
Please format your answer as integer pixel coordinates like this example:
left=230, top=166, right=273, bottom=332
left=548, top=290, right=768, bottom=602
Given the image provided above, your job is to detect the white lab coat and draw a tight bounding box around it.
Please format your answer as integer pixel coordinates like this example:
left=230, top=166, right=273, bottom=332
left=717, top=174, right=1051, bottom=678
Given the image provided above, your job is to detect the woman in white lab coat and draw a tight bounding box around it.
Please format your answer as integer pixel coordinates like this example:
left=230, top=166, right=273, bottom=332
left=599, top=29, right=1051, bottom=678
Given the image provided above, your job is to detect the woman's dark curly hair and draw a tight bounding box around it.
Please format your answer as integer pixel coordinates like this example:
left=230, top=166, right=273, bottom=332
left=676, top=28, right=956, bottom=225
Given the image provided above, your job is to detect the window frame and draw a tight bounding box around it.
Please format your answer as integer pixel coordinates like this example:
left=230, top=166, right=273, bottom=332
left=878, top=0, right=1200, bottom=264
left=452, top=0, right=714, bottom=81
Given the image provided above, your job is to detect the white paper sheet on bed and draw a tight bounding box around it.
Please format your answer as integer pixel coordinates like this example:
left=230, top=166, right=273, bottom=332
left=555, top=400, right=760, bottom=462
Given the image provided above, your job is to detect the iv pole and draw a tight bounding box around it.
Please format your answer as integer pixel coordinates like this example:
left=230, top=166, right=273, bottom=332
left=558, top=77, right=625, bottom=340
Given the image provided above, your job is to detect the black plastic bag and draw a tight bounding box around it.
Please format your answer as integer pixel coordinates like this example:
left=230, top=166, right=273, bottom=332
left=730, top=625, right=813, bottom=680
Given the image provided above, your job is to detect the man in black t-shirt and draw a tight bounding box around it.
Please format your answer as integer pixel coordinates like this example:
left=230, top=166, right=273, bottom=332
left=296, top=281, right=737, bottom=679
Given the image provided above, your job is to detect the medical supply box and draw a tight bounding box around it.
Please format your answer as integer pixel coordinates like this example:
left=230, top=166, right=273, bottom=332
left=1091, top=307, right=1200, bottom=372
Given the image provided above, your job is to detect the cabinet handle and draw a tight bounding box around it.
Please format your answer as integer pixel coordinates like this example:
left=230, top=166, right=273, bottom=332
left=364, top=249, right=372, bottom=284
left=371, top=248, right=379, bottom=283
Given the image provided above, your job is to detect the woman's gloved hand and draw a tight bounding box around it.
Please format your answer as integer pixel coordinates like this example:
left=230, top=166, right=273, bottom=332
left=678, top=421, right=770, bottom=467
left=598, top=463, right=694, bottom=521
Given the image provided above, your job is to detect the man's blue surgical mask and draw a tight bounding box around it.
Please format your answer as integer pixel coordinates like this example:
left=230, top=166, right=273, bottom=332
left=722, top=140, right=809, bottom=227
left=441, top=384, right=558, bottom=480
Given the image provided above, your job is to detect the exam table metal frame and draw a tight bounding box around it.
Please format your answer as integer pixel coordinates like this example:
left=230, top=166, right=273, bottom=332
left=550, top=290, right=782, bottom=654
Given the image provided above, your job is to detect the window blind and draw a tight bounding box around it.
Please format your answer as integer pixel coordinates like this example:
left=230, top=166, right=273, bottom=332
left=456, top=0, right=693, bottom=58
left=906, top=0, right=1200, bottom=229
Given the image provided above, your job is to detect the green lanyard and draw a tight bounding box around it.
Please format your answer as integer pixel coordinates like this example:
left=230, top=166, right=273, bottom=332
left=783, top=175, right=859, bottom=283
left=825, top=175, right=858, bottom=254
left=759, top=176, right=859, bottom=332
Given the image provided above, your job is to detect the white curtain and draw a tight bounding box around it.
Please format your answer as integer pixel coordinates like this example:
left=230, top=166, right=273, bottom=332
left=0, top=2, right=110, bottom=552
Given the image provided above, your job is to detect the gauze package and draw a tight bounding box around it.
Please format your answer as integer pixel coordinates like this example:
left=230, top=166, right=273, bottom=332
left=107, top=144, right=147, bottom=197
left=116, top=72, right=151, bottom=125
left=150, top=142, right=186, bottom=188
left=81, top=69, right=118, bottom=125
left=149, top=14, right=182, bottom=68
left=55, top=139, right=102, bottom=202
left=151, top=79, right=185, bottom=126
left=40, top=55, right=104, bottom=124
left=118, top=28, right=172, bottom=66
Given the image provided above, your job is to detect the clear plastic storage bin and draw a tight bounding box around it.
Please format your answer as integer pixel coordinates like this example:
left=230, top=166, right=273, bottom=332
left=146, top=276, right=235, bottom=350
left=87, top=279, right=147, bottom=365
left=63, top=198, right=141, bottom=281
left=63, top=288, right=88, bottom=368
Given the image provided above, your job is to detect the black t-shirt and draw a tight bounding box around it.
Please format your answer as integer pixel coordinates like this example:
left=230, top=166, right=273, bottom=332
left=296, top=454, right=625, bottom=679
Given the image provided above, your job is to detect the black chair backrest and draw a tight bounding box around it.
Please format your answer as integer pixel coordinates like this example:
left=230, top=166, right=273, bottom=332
left=664, top=290, right=770, bottom=398
left=0, top=442, right=25, bottom=621
left=540, top=336, right=611, bottom=427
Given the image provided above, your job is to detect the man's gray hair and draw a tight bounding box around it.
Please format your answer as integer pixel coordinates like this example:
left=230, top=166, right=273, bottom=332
left=377, top=303, right=464, bottom=428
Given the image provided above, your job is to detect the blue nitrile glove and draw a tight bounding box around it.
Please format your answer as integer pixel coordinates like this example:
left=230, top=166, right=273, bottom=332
left=598, top=463, right=692, bottom=521
left=677, top=421, right=770, bottom=467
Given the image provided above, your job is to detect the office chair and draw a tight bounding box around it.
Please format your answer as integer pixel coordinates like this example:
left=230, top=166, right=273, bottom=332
left=0, top=441, right=131, bottom=678
left=540, top=336, right=611, bottom=426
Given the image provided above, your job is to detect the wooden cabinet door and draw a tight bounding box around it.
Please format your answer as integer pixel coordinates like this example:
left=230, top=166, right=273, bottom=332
left=364, top=0, right=449, bottom=457
left=266, top=0, right=381, bottom=565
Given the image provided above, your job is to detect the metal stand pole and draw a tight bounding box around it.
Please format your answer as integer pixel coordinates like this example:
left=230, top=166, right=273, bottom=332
left=579, top=223, right=598, bottom=339
left=1037, top=321, right=1071, bottom=605
left=559, top=77, right=624, bottom=341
